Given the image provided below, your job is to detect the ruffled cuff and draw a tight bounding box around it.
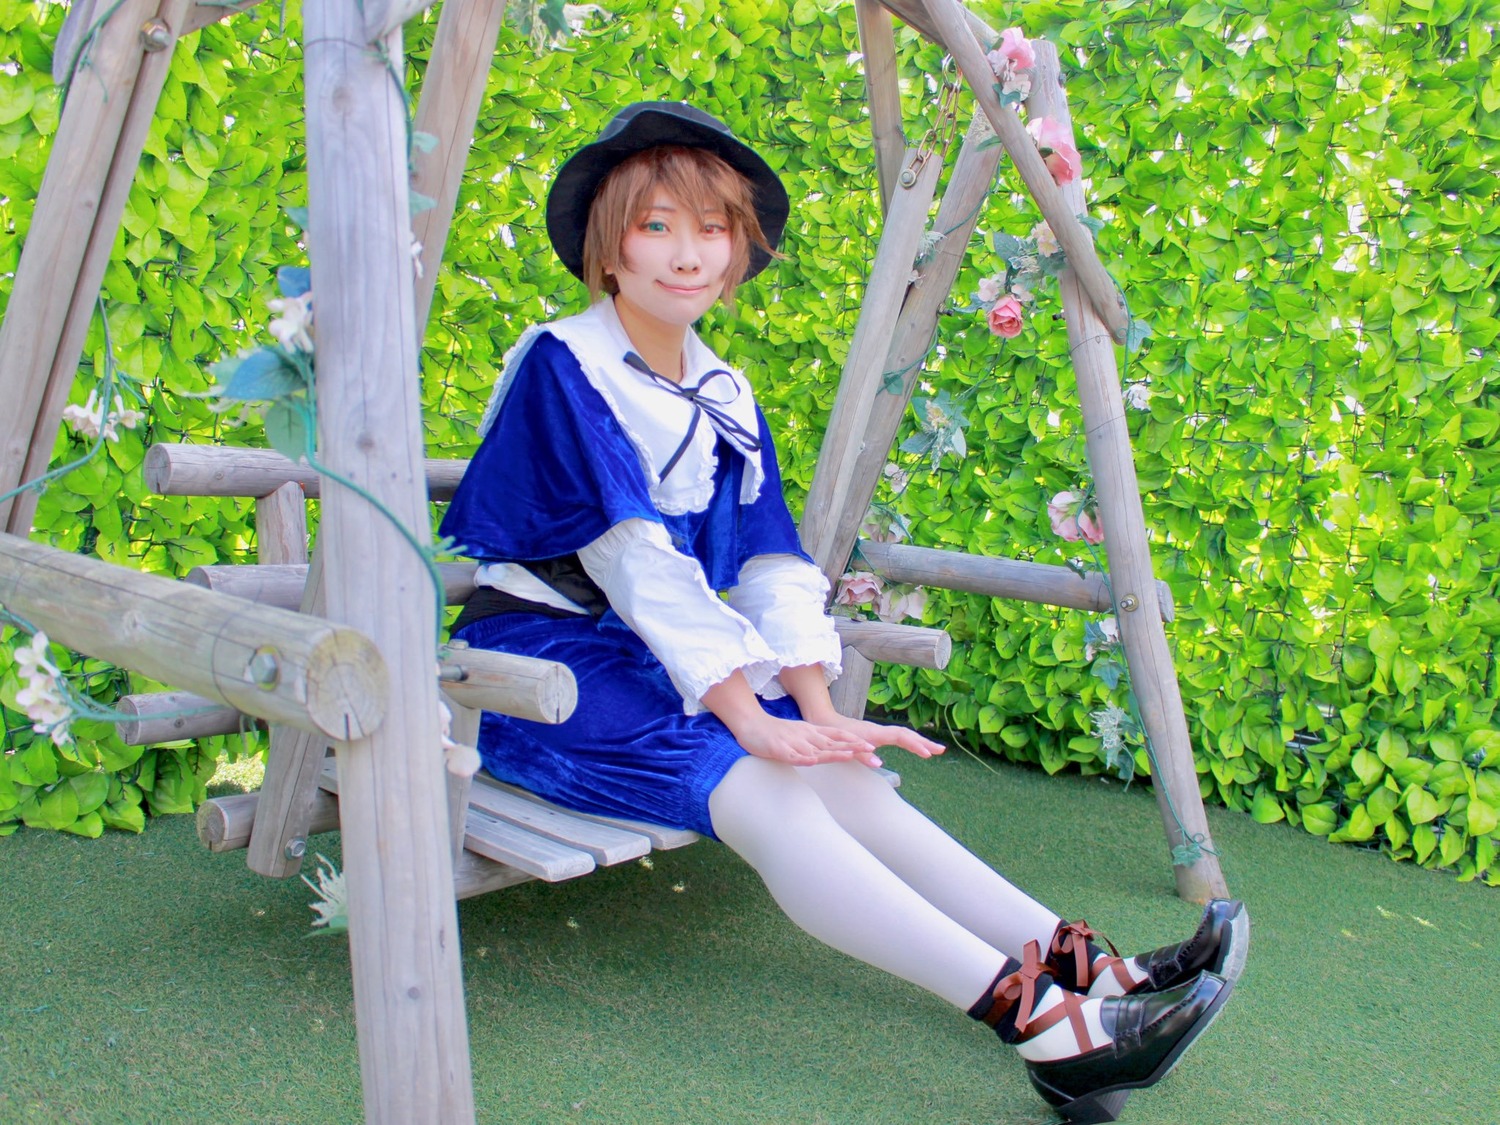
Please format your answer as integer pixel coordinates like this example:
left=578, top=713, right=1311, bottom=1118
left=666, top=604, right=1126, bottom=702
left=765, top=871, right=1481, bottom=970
left=726, top=554, right=844, bottom=697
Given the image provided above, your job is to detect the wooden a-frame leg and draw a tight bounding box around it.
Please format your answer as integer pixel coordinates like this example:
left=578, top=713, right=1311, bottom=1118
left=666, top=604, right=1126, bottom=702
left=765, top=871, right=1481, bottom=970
left=0, top=0, right=194, bottom=534
left=800, top=148, right=942, bottom=583
left=440, top=692, right=480, bottom=865
left=304, top=4, right=474, bottom=1120
left=1030, top=43, right=1228, bottom=903
left=855, top=0, right=905, bottom=215
left=411, top=0, right=510, bottom=331
left=246, top=487, right=334, bottom=879
left=829, top=645, right=876, bottom=721
left=811, top=110, right=1005, bottom=584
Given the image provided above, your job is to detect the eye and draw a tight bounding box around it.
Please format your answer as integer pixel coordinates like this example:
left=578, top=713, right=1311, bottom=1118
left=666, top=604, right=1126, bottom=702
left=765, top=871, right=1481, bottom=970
left=703, top=217, right=730, bottom=235
left=641, top=218, right=669, bottom=233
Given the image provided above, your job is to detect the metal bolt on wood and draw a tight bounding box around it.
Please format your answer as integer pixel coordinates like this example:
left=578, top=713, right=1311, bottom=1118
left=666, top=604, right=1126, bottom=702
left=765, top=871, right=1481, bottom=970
left=139, top=18, right=172, bottom=50
left=248, top=647, right=281, bottom=689
left=1119, top=594, right=1139, bottom=612
left=284, top=837, right=307, bottom=860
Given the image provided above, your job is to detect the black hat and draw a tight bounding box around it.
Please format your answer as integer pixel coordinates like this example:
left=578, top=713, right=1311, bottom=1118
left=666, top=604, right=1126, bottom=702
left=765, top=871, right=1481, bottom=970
left=545, top=101, right=789, bottom=282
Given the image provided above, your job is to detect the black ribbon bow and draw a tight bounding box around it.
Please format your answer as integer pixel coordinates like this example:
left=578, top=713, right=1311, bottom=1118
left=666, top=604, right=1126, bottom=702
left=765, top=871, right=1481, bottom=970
left=623, top=351, right=762, bottom=481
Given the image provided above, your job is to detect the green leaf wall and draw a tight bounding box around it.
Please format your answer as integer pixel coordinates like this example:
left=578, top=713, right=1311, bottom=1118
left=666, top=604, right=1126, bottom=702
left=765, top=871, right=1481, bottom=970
left=1, top=0, right=1496, bottom=883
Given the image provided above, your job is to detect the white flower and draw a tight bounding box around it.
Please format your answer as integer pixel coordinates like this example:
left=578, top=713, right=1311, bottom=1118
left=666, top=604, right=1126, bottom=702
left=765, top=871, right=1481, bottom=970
left=882, top=461, right=910, bottom=495
left=438, top=698, right=481, bottom=778
left=267, top=292, right=315, bottom=354
left=61, top=391, right=145, bottom=443
left=1123, top=383, right=1152, bottom=410
left=1032, top=220, right=1060, bottom=258
left=13, top=632, right=72, bottom=745
left=985, top=48, right=1009, bottom=78
left=302, top=854, right=349, bottom=933
left=976, top=275, right=1004, bottom=304
left=410, top=238, right=425, bottom=280
left=1085, top=615, right=1120, bottom=660
left=1011, top=280, right=1035, bottom=305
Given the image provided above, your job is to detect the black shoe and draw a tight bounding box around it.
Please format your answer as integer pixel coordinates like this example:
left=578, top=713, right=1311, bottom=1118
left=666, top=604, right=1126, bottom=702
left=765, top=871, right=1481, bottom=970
left=1024, top=971, right=1230, bottom=1123
left=1136, top=899, right=1249, bottom=992
left=1047, top=899, right=1249, bottom=998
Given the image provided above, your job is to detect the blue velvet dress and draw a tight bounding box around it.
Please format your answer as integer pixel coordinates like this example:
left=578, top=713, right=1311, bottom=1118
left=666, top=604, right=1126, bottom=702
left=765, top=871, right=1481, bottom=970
left=440, top=333, right=814, bottom=837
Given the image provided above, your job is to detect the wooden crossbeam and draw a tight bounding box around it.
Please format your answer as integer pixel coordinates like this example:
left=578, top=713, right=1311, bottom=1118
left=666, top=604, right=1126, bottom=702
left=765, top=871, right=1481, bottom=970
left=144, top=443, right=468, bottom=500
left=1029, top=42, right=1227, bottom=902
left=858, top=540, right=1175, bottom=621
left=0, top=531, right=386, bottom=739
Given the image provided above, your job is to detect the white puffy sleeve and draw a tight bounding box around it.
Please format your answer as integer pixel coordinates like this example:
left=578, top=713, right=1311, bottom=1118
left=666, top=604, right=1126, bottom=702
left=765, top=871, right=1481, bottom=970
left=725, top=553, right=843, bottom=700
left=577, top=519, right=780, bottom=714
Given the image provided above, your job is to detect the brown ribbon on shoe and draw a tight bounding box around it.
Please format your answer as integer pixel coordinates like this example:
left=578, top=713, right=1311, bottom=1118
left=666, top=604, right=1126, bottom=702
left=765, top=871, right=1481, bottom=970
left=984, top=940, right=1049, bottom=1033
left=987, top=940, right=1098, bottom=1053
left=1050, top=919, right=1129, bottom=992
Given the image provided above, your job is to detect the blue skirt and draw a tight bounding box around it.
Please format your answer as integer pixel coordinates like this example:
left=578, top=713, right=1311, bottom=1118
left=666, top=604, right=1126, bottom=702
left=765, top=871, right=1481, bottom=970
left=452, top=611, right=801, bottom=839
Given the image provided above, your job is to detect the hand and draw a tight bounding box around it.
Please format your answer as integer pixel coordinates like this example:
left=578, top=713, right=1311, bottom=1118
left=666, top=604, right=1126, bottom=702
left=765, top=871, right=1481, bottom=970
left=731, top=712, right=884, bottom=767
left=801, top=712, right=946, bottom=761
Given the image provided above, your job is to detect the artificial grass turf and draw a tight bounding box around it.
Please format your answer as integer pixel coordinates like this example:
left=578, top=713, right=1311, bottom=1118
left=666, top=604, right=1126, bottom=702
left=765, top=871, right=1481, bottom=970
left=2, top=750, right=1496, bottom=1125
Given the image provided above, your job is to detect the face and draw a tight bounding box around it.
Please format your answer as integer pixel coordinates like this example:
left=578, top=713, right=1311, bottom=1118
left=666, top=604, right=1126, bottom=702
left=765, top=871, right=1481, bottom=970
left=610, top=193, right=734, bottom=335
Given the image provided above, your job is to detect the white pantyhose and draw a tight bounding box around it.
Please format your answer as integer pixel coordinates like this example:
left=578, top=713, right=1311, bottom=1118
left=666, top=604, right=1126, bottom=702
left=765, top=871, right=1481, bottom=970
left=707, top=757, right=1113, bottom=1061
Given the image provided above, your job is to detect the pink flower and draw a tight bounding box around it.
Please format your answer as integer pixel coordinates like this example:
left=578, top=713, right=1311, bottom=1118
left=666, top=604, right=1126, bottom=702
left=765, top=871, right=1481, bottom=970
left=1078, top=508, right=1104, bottom=545
left=835, top=571, right=884, bottom=608
left=876, top=585, right=928, bottom=624
left=987, top=295, right=1025, bottom=338
left=998, top=27, right=1036, bottom=71
left=1027, top=117, right=1082, bottom=185
left=1048, top=490, right=1083, bottom=541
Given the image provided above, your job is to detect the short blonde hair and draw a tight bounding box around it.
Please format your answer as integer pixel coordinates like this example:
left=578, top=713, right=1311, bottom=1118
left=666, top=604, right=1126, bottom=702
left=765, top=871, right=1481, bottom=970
left=580, top=145, right=777, bottom=312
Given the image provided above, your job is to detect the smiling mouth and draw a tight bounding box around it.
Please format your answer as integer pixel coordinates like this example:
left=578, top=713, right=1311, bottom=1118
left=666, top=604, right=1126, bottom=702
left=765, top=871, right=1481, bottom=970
left=658, top=282, right=709, bottom=295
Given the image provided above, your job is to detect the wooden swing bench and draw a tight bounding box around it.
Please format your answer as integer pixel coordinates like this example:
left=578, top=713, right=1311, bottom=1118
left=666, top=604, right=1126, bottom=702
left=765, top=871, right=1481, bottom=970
left=122, top=441, right=952, bottom=895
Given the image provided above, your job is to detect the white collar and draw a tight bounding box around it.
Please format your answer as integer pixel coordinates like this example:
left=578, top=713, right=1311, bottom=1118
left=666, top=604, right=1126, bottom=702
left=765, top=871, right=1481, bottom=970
left=477, top=300, right=766, bottom=515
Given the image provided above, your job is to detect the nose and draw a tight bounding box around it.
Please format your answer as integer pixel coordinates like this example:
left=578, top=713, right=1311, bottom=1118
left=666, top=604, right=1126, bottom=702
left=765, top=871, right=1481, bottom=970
left=672, top=232, right=702, bottom=273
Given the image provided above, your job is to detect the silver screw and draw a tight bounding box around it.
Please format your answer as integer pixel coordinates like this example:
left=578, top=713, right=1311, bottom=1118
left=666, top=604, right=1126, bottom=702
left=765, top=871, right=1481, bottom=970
left=139, top=18, right=172, bottom=52
left=284, top=837, right=307, bottom=860
left=1120, top=594, right=1139, bottom=612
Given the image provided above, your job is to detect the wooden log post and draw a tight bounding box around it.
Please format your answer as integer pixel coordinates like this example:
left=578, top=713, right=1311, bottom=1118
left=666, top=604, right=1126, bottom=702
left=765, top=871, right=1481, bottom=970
left=410, top=0, right=509, bottom=330
left=800, top=148, right=942, bottom=580
left=913, top=0, right=1131, bottom=344
left=854, top=0, right=905, bottom=214
left=812, top=110, right=1005, bottom=586
left=0, top=0, right=195, bottom=535
left=0, top=532, right=385, bottom=738
left=1029, top=42, right=1228, bottom=903
left=303, top=2, right=474, bottom=1119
